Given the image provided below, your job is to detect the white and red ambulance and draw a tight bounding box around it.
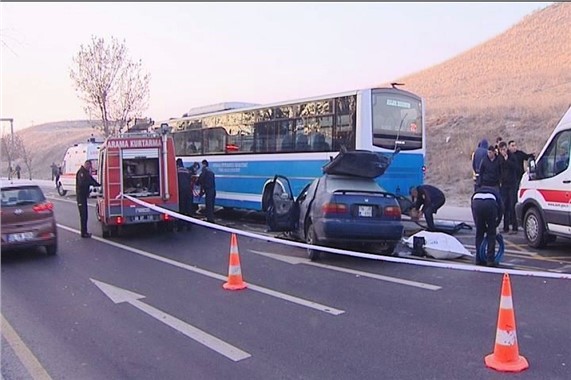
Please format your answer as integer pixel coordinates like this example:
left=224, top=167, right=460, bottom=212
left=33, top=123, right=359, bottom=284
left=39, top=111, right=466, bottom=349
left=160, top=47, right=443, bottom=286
left=516, top=106, right=571, bottom=248
left=56, top=137, right=103, bottom=197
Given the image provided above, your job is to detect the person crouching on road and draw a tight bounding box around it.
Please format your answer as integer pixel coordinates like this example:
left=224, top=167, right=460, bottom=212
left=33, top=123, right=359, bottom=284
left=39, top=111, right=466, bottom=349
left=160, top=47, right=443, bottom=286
left=471, top=185, right=503, bottom=267
left=76, top=160, right=100, bottom=238
left=409, top=184, right=446, bottom=232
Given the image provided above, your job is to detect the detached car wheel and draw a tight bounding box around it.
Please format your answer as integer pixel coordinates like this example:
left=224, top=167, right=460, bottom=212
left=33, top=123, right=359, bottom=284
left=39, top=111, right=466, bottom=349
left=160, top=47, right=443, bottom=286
left=306, top=224, right=321, bottom=261
left=523, top=208, right=548, bottom=248
left=56, top=182, right=67, bottom=196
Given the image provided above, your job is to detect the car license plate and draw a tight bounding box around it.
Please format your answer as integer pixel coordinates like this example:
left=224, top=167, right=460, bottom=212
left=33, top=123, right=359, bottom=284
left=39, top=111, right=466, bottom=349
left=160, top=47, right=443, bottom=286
left=7, top=232, right=35, bottom=242
left=358, top=205, right=372, bottom=217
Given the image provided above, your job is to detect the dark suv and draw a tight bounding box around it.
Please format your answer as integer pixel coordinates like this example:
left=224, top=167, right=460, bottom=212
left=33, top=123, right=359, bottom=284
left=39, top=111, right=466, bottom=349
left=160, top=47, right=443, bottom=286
left=1, top=181, right=57, bottom=255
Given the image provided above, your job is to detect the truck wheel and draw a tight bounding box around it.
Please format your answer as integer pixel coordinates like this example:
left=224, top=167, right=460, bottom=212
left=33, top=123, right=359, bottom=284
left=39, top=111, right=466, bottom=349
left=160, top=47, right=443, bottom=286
left=523, top=208, right=548, bottom=248
left=57, top=182, right=67, bottom=196
left=46, top=243, right=57, bottom=256
left=101, top=222, right=110, bottom=238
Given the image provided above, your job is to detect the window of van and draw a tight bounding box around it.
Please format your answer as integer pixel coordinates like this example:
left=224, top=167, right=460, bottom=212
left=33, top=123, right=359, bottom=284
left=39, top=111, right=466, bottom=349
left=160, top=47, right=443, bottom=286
left=535, top=130, right=571, bottom=179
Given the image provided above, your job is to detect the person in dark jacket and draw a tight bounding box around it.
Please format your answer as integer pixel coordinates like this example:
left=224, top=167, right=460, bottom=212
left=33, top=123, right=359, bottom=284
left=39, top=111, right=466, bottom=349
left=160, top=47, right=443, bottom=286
left=471, top=185, right=503, bottom=267
left=477, top=145, right=501, bottom=188
left=471, top=138, right=489, bottom=190
left=189, top=162, right=200, bottom=215
left=508, top=140, right=534, bottom=180
left=76, top=160, right=100, bottom=238
left=409, top=184, right=446, bottom=232
left=498, top=141, right=519, bottom=234
left=198, top=159, right=216, bottom=223
left=176, top=158, right=193, bottom=231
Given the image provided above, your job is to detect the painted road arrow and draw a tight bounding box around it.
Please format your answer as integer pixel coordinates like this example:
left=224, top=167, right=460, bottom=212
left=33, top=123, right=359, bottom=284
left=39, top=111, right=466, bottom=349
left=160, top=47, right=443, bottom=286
left=91, top=279, right=251, bottom=362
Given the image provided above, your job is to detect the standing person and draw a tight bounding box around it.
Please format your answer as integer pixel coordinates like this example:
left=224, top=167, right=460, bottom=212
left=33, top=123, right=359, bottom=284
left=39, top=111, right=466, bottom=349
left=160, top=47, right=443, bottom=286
left=50, top=162, right=59, bottom=181
left=498, top=141, right=519, bottom=234
left=198, top=159, right=216, bottom=223
left=471, top=138, right=489, bottom=191
left=189, top=162, right=201, bottom=215
left=76, top=160, right=100, bottom=238
left=477, top=145, right=501, bottom=188
left=471, top=185, right=503, bottom=267
left=176, top=158, right=193, bottom=231
left=494, top=136, right=503, bottom=154
left=15, top=164, right=21, bottom=179
left=409, top=184, right=446, bottom=232
left=508, top=140, right=534, bottom=181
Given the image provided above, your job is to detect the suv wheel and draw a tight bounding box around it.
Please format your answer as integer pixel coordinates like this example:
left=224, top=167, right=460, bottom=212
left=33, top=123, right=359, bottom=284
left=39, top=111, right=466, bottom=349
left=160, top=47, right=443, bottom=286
left=523, top=207, right=548, bottom=248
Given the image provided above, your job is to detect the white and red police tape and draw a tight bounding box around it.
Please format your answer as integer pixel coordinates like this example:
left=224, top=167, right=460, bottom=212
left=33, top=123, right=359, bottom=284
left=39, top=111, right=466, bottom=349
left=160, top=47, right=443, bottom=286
left=121, top=194, right=571, bottom=280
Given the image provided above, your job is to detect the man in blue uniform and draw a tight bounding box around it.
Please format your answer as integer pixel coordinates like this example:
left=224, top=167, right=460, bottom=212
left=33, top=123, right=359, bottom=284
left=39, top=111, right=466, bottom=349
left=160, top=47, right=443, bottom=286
left=76, top=160, right=100, bottom=238
left=471, top=185, right=503, bottom=266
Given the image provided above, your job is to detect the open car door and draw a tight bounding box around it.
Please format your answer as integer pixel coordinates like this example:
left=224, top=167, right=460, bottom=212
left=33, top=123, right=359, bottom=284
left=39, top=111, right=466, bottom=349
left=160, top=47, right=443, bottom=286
left=266, top=175, right=299, bottom=232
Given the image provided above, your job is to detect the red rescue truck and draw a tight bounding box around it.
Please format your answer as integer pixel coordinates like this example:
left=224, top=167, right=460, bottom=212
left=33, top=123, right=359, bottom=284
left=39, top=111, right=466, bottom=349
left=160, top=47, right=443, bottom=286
left=96, top=131, right=179, bottom=237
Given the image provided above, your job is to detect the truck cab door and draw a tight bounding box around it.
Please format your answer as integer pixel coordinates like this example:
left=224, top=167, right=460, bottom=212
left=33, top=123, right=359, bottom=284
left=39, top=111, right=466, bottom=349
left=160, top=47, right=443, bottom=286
left=266, top=175, right=299, bottom=232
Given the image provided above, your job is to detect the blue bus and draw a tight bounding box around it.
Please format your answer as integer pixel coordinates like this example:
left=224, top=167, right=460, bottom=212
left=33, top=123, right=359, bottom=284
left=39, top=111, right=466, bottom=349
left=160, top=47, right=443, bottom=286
left=161, top=85, right=425, bottom=211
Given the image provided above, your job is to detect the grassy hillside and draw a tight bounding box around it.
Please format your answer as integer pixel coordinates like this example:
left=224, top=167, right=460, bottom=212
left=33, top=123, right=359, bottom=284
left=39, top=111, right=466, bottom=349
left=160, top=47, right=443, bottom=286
left=395, top=2, right=571, bottom=204
left=3, top=3, right=570, bottom=206
left=1, top=121, right=102, bottom=180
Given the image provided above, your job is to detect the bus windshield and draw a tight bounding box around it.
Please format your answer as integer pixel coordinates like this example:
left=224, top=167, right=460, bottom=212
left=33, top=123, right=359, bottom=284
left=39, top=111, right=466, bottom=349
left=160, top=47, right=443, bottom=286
left=371, top=90, right=423, bottom=151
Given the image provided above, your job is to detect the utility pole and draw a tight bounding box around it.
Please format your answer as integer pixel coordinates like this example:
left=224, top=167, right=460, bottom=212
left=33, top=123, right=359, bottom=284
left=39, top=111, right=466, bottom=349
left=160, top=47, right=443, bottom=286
left=0, top=118, right=14, bottom=143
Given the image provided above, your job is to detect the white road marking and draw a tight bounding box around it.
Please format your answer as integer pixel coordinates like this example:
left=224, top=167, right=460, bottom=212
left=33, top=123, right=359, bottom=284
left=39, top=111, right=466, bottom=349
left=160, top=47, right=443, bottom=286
left=249, top=250, right=441, bottom=291
left=1, top=313, right=52, bottom=380
left=91, top=280, right=251, bottom=362
left=57, top=224, right=344, bottom=316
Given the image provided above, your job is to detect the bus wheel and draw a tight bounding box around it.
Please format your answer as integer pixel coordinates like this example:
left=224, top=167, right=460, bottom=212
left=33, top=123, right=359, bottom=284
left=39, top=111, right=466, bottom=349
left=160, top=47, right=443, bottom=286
left=306, top=224, right=321, bottom=261
left=57, top=182, right=67, bottom=196
left=523, top=208, right=548, bottom=248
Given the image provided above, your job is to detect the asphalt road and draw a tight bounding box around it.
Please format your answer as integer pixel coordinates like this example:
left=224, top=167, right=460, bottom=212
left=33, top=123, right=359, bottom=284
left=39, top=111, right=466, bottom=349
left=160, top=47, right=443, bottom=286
left=1, top=184, right=570, bottom=379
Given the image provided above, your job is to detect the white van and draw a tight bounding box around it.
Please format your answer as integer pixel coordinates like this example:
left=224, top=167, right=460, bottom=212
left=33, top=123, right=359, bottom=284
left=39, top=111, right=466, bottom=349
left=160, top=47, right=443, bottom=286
left=515, top=106, right=571, bottom=248
left=56, top=137, right=103, bottom=197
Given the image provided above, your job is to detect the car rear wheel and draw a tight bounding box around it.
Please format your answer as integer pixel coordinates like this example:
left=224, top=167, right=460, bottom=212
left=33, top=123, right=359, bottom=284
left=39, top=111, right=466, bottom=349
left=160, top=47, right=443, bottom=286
left=377, top=243, right=397, bottom=256
left=523, top=207, right=548, bottom=248
left=306, top=224, right=321, bottom=261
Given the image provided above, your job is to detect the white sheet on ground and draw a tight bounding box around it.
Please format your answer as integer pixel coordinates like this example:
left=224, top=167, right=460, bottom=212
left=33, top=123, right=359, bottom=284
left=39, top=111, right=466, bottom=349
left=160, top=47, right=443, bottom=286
left=402, top=231, right=473, bottom=259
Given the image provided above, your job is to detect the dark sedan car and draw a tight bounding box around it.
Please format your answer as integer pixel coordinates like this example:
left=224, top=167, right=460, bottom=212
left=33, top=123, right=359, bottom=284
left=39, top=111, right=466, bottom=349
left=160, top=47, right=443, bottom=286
left=266, top=173, right=404, bottom=260
left=1, top=181, right=57, bottom=255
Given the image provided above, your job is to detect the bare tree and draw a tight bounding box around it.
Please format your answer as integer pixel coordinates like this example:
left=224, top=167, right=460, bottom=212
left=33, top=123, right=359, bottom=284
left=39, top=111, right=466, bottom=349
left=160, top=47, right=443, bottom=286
left=0, top=133, right=31, bottom=179
left=70, top=36, right=150, bottom=137
left=1, top=135, right=18, bottom=178
left=18, top=134, right=34, bottom=180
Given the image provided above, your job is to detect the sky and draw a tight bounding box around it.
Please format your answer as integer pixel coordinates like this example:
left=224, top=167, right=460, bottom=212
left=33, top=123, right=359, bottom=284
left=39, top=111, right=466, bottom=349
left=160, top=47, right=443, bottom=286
left=1, top=2, right=553, bottom=133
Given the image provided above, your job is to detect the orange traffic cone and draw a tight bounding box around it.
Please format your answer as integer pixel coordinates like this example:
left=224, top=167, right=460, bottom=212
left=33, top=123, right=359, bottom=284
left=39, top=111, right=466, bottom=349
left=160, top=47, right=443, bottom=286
left=223, top=233, right=247, bottom=291
left=485, top=273, right=529, bottom=372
